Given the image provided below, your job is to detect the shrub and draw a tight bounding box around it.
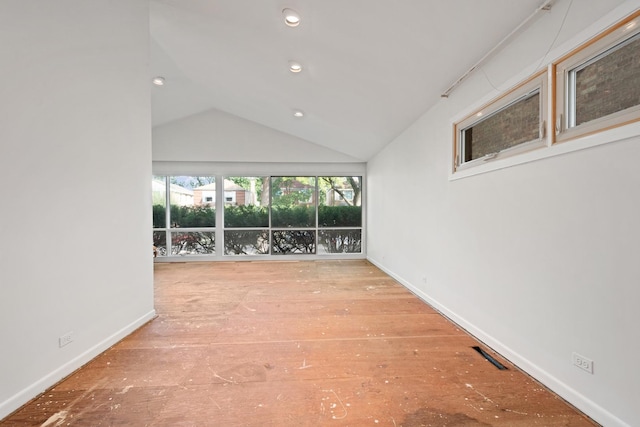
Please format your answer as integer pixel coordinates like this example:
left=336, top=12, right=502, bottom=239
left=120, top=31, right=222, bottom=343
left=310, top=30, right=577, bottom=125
left=271, top=206, right=315, bottom=227
left=170, top=205, right=216, bottom=227
left=224, top=205, right=268, bottom=227
left=318, top=206, right=362, bottom=227
left=152, top=204, right=166, bottom=228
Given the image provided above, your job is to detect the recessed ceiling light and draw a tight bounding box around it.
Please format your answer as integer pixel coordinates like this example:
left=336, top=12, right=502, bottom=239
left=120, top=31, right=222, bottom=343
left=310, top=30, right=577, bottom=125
left=289, top=61, right=303, bottom=73
left=282, top=8, right=300, bottom=27
left=152, top=76, right=165, bottom=86
left=293, top=109, right=304, bottom=118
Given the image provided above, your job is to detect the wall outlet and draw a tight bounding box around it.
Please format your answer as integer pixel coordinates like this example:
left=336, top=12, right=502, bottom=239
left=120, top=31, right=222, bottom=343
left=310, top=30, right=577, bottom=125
left=59, top=332, right=74, bottom=348
left=572, top=352, right=593, bottom=374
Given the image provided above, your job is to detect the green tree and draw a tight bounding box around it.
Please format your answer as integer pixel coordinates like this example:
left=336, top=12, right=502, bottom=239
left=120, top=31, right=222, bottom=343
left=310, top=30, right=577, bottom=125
left=271, top=177, right=315, bottom=207
left=320, top=177, right=361, bottom=206
left=229, top=176, right=266, bottom=206
left=170, top=176, right=215, bottom=190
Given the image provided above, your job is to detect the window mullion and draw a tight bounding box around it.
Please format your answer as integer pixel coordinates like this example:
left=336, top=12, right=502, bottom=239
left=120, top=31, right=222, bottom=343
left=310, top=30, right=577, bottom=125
left=215, top=175, right=223, bottom=259
left=164, top=176, right=172, bottom=256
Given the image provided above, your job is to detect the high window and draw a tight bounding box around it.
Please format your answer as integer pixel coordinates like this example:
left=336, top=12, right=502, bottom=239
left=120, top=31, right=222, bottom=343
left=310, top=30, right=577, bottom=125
left=453, top=12, right=640, bottom=176
left=454, top=71, right=547, bottom=171
left=556, top=14, right=640, bottom=142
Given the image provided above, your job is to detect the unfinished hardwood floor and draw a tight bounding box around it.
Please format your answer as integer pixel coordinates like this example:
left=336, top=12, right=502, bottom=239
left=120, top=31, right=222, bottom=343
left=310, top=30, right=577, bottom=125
left=2, top=260, right=597, bottom=426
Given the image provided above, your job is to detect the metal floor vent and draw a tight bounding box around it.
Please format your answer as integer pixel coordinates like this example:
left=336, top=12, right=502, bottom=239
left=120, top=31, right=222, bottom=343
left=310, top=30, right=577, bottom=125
left=472, top=346, right=507, bottom=370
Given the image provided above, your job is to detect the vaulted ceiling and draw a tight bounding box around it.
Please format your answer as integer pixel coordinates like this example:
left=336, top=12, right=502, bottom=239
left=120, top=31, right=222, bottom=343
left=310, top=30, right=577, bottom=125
left=150, top=0, right=545, bottom=160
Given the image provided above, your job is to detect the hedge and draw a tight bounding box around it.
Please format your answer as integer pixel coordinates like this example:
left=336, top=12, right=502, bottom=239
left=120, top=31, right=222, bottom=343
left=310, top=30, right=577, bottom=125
left=153, top=204, right=362, bottom=229
left=318, top=205, right=362, bottom=227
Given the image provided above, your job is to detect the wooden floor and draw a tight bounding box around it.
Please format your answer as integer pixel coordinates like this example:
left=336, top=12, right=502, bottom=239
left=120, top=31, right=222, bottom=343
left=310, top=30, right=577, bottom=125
left=3, top=260, right=597, bottom=426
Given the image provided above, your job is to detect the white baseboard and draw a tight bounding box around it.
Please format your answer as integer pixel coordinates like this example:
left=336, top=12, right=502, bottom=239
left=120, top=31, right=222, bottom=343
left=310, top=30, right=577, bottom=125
left=0, top=309, right=156, bottom=420
left=367, top=256, right=629, bottom=427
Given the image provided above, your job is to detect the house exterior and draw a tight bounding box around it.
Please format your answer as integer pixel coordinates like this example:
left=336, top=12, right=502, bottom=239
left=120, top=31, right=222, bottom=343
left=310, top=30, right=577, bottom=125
left=325, top=183, right=356, bottom=206
left=273, top=178, right=315, bottom=206
left=193, top=180, right=254, bottom=206
left=151, top=180, right=193, bottom=206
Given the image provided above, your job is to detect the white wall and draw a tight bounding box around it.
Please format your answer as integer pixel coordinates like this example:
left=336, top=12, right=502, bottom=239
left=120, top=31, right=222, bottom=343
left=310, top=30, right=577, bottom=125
left=367, top=1, right=640, bottom=426
left=0, top=0, right=154, bottom=418
left=153, top=107, right=361, bottom=163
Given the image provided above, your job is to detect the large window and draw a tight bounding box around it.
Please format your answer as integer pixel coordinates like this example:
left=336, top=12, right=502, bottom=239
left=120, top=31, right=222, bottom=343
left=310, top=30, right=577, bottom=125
left=556, top=15, right=640, bottom=142
left=317, top=176, right=362, bottom=254
left=223, top=177, right=269, bottom=255
left=152, top=176, right=216, bottom=256
left=454, top=71, right=547, bottom=171
left=153, top=174, right=363, bottom=259
left=271, top=176, right=316, bottom=254
left=152, top=177, right=168, bottom=256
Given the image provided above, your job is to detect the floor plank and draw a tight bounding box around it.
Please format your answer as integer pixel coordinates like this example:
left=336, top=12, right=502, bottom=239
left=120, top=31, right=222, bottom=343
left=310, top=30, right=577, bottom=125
left=1, top=260, right=598, bottom=426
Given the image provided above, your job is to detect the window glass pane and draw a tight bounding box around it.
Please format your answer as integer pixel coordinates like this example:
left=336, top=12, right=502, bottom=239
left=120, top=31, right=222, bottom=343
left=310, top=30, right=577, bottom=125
left=152, top=173, right=364, bottom=258
left=272, top=230, right=316, bottom=254
left=573, top=34, right=640, bottom=127
left=171, top=231, right=215, bottom=255
left=462, top=91, right=540, bottom=162
left=318, top=176, right=362, bottom=227
left=153, top=231, right=166, bottom=257
left=224, top=177, right=269, bottom=227
left=318, top=229, right=362, bottom=254
left=152, top=176, right=167, bottom=228
left=169, top=176, right=215, bottom=228
left=271, top=177, right=316, bottom=227
left=224, top=230, right=269, bottom=255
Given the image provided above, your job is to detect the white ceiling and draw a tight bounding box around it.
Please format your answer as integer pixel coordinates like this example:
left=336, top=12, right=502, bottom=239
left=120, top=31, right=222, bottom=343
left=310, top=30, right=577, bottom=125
left=150, top=0, right=545, bottom=161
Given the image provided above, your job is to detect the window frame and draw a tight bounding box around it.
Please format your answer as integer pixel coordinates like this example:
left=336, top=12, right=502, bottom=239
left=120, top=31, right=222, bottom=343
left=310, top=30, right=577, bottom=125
left=452, top=11, right=640, bottom=180
left=453, top=70, right=548, bottom=173
left=555, top=12, right=640, bottom=143
left=153, top=172, right=365, bottom=261
left=152, top=175, right=217, bottom=257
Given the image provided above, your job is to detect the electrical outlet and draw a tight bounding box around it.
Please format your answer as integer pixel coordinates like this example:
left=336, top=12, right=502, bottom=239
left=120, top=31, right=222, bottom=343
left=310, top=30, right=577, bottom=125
left=572, top=352, right=593, bottom=374
left=59, top=332, right=74, bottom=348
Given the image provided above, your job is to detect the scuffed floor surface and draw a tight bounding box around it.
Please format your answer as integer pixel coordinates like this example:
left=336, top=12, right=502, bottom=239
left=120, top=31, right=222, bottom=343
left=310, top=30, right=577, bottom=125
left=1, top=260, right=598, bottom=426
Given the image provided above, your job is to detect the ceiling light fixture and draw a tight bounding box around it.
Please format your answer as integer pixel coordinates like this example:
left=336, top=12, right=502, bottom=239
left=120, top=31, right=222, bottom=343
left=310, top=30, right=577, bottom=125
left=293, top=109, right=304, bottom=118
left=282, top=8, right=300, bottom=27
left=289, top=61, right=303, bottom=73
left=152, top=76, right=165, bottom=86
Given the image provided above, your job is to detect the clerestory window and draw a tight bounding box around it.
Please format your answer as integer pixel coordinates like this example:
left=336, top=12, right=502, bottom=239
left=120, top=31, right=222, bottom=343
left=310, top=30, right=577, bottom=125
left=556, top=14, right=640, bottom=142
left=454, top=71, right=547, bottom=172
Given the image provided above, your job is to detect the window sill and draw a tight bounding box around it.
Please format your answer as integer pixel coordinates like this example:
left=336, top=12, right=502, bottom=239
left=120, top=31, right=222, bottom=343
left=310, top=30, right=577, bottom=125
left=449, top=120, right=640, bottom=181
